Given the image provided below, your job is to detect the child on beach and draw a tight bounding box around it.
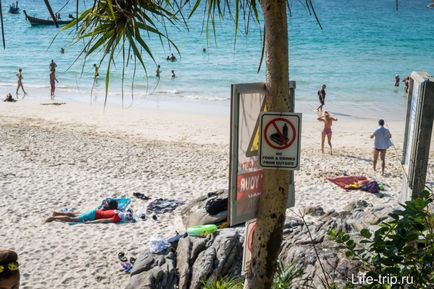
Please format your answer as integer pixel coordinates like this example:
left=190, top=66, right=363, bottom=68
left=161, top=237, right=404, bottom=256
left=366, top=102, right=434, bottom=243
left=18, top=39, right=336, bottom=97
left=0, top=248, right=20, bottom=289
left=50, top=69, right=58, bottom=99
left=317, top=111, right=338, bottom=155
left=16, top=68, right=27, bottom=98
left=370, top=119, right=392, bottom=176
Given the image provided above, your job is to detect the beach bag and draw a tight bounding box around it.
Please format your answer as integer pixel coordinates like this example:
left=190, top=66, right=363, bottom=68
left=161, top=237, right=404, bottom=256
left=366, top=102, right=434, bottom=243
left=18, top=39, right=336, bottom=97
left=205, top=197, right=228, bottom=215
left=361, top=181, right=379, bottom=194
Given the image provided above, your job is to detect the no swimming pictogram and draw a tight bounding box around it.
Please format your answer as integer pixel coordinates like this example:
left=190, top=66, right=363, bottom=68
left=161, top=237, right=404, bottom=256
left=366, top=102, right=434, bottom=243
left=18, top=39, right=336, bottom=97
left=259, top=112, right=302, bottom=170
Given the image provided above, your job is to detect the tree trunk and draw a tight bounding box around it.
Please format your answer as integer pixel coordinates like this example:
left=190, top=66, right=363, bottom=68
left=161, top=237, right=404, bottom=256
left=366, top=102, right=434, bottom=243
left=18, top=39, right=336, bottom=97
left=244, top=1, right=291, bottom=289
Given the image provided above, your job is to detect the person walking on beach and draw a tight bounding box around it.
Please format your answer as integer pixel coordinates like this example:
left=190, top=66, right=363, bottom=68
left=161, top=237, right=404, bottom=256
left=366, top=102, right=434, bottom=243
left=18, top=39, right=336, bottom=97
left=50, top=69, right=58, bottom=99
left=93, top=64, right=99, bottom=79
left=0, top=248, right=20, bottom=289
left=370, top=119, right=392, bottom=176
left=317, top=111, right=337, bottom=155
left=49, top=59, right=57, bottom=72
left=15, top=68, right=27, bottom=98
left=316, top=84, right=326, bottom=112
left=156, top=65, right=161, bottom=78
left=394, top=74, right=400, bottom=87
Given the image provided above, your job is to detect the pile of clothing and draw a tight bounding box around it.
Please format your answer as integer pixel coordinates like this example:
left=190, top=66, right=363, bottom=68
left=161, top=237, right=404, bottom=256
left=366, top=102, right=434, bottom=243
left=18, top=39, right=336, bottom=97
left=327, top=176, right=384, bottom=194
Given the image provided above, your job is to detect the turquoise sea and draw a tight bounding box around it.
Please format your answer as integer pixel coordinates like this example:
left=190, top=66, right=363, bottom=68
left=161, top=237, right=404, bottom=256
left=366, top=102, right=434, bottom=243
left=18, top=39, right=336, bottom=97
left=0, top=0, right=433, bottom=118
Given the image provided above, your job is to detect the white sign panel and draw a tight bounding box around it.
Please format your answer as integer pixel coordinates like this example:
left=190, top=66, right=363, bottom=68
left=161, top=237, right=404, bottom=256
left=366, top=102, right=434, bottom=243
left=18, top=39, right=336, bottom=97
left=259, top=112, right=302, bottom=170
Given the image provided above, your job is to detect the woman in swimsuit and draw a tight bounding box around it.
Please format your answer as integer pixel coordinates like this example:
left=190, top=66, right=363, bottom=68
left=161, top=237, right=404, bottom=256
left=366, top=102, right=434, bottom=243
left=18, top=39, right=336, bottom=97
left=50, top=69, right=58, bottom=99
left=317, top=111, right=338, bottom=155
left=16, top=68, right=27, bottom=98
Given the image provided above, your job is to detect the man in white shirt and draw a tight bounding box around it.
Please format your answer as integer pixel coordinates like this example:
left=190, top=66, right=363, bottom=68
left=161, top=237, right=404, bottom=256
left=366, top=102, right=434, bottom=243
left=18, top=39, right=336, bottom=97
left=370, top=119, right=392, bottom=176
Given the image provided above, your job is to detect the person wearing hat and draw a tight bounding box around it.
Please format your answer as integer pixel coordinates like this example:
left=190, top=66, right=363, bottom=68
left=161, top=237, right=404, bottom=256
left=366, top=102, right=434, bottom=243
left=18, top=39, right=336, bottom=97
left=0, top=249, right=20, bottom=289
left=316, top=84, right=327, bottom=112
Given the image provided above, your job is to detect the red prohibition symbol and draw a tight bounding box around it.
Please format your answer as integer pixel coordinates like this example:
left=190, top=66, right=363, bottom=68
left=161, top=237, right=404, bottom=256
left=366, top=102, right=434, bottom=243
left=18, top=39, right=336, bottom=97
left=264, top=117, right=296, bottom=150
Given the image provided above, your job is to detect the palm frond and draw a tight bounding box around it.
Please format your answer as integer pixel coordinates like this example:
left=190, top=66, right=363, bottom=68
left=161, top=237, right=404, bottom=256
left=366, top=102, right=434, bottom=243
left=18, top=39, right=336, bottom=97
left=63, top=0, right=185, bottom=105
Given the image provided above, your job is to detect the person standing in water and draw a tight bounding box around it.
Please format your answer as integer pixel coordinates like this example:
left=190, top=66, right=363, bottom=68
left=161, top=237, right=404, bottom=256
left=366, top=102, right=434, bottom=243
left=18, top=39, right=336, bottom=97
left=316, top=84, right=326, bottom=112
left=171, top=70, right=176, bottom=79
left=16, top=68, right=27, bottom=98
left=394, top=74, right=400, bottom=87
left=317, top=111, right=337, bottom=155
left=403, top=76, right=410, bottom=94
left=93, top=64, right=99, bottom=79
left=49, top=59, right=57, bottom=72
left=156, top=65, right=161, bottom=78
left=50, top=69, right=59, bottom=99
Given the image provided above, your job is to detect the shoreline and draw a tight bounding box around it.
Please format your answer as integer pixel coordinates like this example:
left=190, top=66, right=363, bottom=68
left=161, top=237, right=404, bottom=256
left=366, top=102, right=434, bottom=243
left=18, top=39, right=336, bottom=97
left=0, top=82, right=407, bottom=122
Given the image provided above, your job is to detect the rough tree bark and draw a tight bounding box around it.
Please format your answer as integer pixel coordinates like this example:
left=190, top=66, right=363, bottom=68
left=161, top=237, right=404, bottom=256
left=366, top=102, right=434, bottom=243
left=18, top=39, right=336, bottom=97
left=244, top=1, right=292, bottom=288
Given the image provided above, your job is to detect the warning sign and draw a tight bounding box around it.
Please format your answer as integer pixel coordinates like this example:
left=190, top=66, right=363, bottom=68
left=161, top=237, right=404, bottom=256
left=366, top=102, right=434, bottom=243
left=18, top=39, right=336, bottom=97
left=259, top=112, right=302, bottom=170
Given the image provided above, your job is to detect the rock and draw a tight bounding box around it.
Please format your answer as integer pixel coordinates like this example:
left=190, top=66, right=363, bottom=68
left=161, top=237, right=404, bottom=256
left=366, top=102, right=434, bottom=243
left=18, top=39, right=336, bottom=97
left=181, top=190, right=228, bottom=228
left=189, top=229, right=242, bottom=289
left=176, top=236, right=207, bottom=289
left=126, top=251, right=177, bottom=289
left=343, top=200, right=372, bottom=211
left=304, top=206, right=325, bottom=216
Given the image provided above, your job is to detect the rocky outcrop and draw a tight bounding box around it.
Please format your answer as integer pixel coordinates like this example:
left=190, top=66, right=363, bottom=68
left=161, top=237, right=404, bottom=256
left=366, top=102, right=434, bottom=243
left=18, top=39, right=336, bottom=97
left=126, top=228, right=243, bottom=289
left=188, top=229, right=243, bottom=289
left=180, top=190, right=228, bottom=228
left=126, top=195, right=393, bottom=289
left=280, top=201, right=392, bottom=287
left=126, top=251, right=177, bottom=289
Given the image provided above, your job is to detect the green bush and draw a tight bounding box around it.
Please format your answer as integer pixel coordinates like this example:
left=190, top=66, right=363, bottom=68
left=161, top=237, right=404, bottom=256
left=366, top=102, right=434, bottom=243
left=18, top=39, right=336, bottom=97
left=202, top=276, right=243, bottom=289
left=202, top=261, right=304, bottom=289
left=329, top=189, right=434, bottom=288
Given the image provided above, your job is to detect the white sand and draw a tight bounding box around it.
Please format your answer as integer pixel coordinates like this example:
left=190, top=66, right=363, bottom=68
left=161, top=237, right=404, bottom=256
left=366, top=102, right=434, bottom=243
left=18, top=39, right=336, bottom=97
left=0, top=100, right=433, bottom=289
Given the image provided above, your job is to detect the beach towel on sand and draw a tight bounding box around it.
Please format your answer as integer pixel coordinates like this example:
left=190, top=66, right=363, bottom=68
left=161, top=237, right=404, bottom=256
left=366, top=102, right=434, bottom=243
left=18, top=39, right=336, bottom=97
left=147, top=198, right=185, bottom=214
left=98, top=198, right=131, bottom=211
left=327, top=176, right=367, bottom=190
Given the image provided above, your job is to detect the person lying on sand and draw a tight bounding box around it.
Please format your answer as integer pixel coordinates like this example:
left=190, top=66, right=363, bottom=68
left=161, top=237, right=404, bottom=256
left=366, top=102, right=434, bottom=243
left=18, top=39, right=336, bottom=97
left=46, top=209, right=134, bottom=224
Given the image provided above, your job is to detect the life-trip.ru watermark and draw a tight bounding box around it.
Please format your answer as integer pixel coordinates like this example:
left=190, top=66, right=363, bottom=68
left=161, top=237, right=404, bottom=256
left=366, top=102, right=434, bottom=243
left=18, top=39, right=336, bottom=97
left=351, top=273, right=414, bottom=285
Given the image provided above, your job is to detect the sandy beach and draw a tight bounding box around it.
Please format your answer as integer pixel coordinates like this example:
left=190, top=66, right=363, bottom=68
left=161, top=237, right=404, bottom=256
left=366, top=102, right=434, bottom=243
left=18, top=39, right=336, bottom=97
left=0, top=99, right=433, bottom=289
